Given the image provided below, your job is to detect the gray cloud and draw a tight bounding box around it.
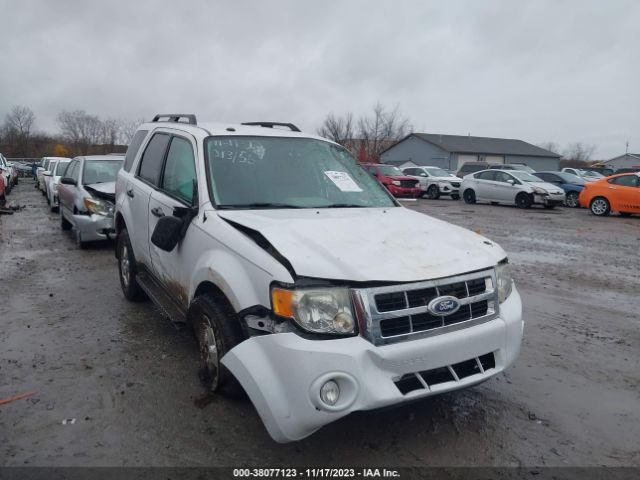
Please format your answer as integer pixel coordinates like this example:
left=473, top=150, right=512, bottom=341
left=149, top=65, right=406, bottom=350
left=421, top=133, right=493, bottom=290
left=1, top=0, right=638, bottom=158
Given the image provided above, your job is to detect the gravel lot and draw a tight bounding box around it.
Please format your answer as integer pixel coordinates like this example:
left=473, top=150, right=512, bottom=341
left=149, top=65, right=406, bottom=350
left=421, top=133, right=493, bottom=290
left=1, top=180, right=639, bottom=467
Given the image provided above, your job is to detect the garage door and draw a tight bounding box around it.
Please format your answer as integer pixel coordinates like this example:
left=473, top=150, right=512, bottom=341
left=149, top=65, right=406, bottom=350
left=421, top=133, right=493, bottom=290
left=485, top=156, right=505, bottom=164
left=457, top=155, right=478, bottom=169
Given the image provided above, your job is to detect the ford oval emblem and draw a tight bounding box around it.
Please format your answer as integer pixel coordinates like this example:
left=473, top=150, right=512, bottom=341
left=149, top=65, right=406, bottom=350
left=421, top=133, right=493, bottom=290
left=428, top=296, right=461, bottom=316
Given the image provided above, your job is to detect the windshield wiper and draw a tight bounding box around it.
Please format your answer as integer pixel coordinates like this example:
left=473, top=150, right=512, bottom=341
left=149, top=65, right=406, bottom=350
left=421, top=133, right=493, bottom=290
left=313, top=203, right=366, bottom=208
left=217, top=202, right=304, bottom=210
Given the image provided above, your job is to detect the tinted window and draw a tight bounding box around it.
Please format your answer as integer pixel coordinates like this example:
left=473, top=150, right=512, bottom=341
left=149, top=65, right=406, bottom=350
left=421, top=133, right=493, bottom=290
left=138, top=133, right=170, bottom=186
left=161, top=137, right=197, bottom=203
left=608, top=175, right=638, bottom=187
left=475, top=171, right=496, bottom=180
left=494, top=171, right=514, bottom=183
left=124, top=130, right=148, bottom=172
left=535, top=173, right=556, bottom=182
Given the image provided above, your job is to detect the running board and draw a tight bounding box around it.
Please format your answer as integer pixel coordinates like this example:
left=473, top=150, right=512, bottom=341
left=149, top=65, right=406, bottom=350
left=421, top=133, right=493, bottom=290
left=136, top=271, right=188, bottom=328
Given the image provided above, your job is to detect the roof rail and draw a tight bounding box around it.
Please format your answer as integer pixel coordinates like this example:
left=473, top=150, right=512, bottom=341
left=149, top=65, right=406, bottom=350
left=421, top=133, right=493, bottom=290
left=152, top=114, right=197, bottom=125
left=241, top=121, right=301, bottom=132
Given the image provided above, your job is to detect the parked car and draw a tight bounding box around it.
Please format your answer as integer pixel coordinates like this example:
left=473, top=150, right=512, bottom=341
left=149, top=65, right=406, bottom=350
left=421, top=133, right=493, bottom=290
left=532, top=171, right=586, bottom=208
left=561, top=167, right=604, bottom=182
left=58, top=155, right=124, bottom=247
left=402, top=166, right=461, bottom=199
left=461, top=169, right=565, bottom=209
left=114, top=115, right=523, bottom=443
left=43, top=159, right=61, bottom=204
left=579, top=172, right=640, bottom=217
left=0, top=154, right=13, bottom=194
left=37, top=157, right=53, bottom=192
left=47, top=158, right=72, bottom=211
left=582, top=166, right=614, bottom=177
left=456, top=162, right=534, bottom=178
left=361, top=163, right=421, bottom=197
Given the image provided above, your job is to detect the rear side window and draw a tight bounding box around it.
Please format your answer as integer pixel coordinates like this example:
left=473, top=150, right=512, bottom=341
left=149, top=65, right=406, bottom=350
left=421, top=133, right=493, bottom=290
left=138, top=133, right=170, bottom=186
left=124, top=130, right=148, bottom=172
left=608, top=175, right=638, bottom=187
left=66, top=161, right=79, bottom=181
left=161, top=137, right=197, bottom=203
left=475, top=171, right=496, bottom=180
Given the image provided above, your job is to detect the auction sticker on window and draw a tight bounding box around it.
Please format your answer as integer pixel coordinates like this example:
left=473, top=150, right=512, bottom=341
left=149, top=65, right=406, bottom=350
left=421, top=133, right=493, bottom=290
left=324, top=171, right=363, bottom=192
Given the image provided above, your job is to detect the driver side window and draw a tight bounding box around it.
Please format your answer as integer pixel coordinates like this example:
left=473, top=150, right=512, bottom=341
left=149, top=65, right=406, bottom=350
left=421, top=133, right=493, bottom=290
left=161, top=136, right=197, bottom=204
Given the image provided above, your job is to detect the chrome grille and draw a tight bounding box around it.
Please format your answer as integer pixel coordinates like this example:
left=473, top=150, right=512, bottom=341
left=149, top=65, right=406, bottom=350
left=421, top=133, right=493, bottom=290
left=451, top=182, right=461, bottom=188
left=352, top=269, right=498, bottom=346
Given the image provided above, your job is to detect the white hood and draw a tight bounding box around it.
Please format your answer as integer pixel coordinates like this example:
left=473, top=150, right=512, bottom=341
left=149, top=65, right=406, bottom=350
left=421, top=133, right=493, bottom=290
left=217, top=207, right=506, bottom=282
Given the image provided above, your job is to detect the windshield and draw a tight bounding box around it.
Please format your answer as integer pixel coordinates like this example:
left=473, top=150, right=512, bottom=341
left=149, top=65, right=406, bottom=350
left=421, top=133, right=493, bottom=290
left=510, top=171, right=545, bottom=182
left=424, top=167, right=451, bottom=177
left=205, top=137, right=396, bottom=209
left=82, top=160, right=123, bottom=185
left=55, top=161, right=70, bottom=176
left=376, top=165, right=403, bottom=177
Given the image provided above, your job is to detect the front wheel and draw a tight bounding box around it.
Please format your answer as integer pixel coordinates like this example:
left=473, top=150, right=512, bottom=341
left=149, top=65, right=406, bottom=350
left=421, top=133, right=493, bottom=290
left=463, top=189, right=476, bottom=204
left=117, top=228, right=146, bottom=301
left=590, top=197, right=610, bottom=216
left=515, top=192, right=532, bottom=209
left=451, top=193, right=460, bottom=200
left=565, top=191, right=580, bottom=208
left=189, top=294, right=245, bottom=396
left=427, top=185, right=440, bottom=200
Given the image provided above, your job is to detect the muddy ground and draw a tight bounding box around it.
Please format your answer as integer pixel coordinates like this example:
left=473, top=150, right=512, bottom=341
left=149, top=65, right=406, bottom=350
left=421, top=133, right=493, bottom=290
left=1, top=179, right=639, bottom=468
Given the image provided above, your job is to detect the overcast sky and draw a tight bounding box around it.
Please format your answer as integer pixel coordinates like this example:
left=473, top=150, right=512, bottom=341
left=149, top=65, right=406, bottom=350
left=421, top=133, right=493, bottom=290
left=1, top=0, right=638, bottom=158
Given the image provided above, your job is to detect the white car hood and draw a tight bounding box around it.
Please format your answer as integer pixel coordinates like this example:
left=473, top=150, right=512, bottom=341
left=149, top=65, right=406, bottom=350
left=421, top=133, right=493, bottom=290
left=217, top=207, right=506, bottom=282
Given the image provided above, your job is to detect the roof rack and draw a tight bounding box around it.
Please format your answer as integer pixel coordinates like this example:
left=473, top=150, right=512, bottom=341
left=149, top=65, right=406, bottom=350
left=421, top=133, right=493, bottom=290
left=241, top=122, right=300, bottom=132
left=152, top=114, right=197, bottom=125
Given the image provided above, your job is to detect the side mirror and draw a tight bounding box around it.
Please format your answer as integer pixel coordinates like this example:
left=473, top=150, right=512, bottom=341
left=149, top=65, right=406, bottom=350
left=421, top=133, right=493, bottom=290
left=507, top=179, right=516, bottom=185
left=151, top=216, right=184, bottom=252
left=60, top=177, right=76, bottom=185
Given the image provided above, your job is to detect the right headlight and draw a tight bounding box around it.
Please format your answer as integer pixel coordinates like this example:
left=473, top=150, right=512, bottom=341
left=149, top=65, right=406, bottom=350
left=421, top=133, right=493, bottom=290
left=496, top=261, right=513, bottom=303
left=271, top=287, right=356, bottom=335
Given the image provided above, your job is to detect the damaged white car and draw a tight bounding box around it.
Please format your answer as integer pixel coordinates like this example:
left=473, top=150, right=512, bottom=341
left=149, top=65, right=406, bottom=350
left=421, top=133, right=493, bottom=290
left=115, top=115, right=524, bottom=443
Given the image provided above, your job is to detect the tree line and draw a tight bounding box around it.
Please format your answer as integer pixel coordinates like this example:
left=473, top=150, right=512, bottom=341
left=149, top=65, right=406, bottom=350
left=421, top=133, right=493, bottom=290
left=0, top=105, right=143, bottom=158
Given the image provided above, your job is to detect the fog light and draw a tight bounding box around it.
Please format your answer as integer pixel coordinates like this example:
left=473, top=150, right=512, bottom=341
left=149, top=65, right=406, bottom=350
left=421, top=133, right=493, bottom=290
left=320, top=380, right=340, bottom=406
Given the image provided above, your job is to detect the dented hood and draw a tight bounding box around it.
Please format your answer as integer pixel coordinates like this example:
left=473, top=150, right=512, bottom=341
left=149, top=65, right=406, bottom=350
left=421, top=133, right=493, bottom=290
left=217, top=207, right=505, bottom=282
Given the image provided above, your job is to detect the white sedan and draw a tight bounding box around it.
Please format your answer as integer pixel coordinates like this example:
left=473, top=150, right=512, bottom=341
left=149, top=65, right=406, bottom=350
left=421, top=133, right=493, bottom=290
left=461, top=169, right=566, bottom=209
left=402, top=166, right=462, bottom=199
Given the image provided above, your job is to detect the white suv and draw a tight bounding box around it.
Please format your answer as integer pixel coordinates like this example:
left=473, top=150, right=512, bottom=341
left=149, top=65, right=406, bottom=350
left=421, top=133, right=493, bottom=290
left=115, top=114, right=523, bottom=443
left=402, top=166, right=462, bottom=199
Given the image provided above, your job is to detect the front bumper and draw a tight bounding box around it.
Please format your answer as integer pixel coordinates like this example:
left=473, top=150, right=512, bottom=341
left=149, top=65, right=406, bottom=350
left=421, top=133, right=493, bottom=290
left=438, top=182, right=460, bottom=196
left=222, top=287, right=523, bottom=443
left=73, top=213, right=116, bottom=242
left=533, top=193, right=565, bottom=206
left=387, top=185, right=421, bottom=197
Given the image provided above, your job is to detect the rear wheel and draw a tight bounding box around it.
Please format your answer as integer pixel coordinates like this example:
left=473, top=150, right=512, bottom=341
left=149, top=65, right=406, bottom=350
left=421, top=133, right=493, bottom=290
left=189, top=294, right=245, bottom=396
left=565, top=191, right=580, bottom=208
left=515, top=192, right=532, bottom=209
left=463, top=189, right=476, bottom=204
left=451, top=193, right=460, bottom=200
left=117, top=228, right=146, bottom=301
left=590, top=197, right=610, bottom=216
left=427, top=185, right=440, bottom=200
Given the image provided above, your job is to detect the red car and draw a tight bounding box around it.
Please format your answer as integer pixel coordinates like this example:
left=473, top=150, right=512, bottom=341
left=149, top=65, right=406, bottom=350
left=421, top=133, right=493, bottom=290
left=361, top=163, right=421, bottom=198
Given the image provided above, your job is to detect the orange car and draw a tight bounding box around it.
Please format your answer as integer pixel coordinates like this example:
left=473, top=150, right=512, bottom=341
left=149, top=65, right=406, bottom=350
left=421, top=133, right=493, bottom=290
left=579, top=172, right=640, bottom=216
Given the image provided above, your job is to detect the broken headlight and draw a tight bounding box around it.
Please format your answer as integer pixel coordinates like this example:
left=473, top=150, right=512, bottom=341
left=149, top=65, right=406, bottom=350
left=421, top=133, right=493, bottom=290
left=271, top=287, right=356, bottom=335
left=496, top=261, right=513, bottom=303
left=84, top=197, right=115, bottom=217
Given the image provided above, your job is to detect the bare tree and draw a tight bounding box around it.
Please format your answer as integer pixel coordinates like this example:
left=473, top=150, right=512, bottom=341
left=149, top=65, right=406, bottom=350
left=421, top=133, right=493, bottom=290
left=57, top=110, right=103, bottom=154
left=317, top=112, right=355, bottom=148
left=357, top=102, right=411, bottom=162
left=562, top=142, right=596, bottom=165
left=3, top=105, right=36, bottom=155
left=119, top=117, right=147, bottom=145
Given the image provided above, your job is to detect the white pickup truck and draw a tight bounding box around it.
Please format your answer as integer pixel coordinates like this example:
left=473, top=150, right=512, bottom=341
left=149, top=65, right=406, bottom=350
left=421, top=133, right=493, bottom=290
left=115, top=115, right=523, bottom=443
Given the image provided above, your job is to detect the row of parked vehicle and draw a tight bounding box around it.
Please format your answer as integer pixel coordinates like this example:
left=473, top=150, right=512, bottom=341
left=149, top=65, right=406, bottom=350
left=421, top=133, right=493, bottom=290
left=360, top=160, right=640, bottom=216
left=0, top=153, right=21, bottom=203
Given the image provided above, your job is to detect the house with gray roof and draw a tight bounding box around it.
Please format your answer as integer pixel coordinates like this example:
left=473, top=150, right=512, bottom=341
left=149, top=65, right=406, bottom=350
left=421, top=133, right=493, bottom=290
left=602, top=153, right=640, bottom=171
left=379, top=133, right=561, bottom=172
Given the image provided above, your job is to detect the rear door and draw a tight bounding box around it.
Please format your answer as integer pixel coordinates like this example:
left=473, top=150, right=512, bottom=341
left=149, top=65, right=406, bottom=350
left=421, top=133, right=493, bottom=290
left=608, top=175, right=640, bottom=212
left=131, top=132, right=171, bottom=267
left=148, top=134, right=199, bottom=308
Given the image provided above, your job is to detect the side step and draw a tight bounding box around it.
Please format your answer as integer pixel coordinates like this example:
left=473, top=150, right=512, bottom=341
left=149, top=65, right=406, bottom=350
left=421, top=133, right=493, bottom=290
left=136, top=271, right=188, bottom=328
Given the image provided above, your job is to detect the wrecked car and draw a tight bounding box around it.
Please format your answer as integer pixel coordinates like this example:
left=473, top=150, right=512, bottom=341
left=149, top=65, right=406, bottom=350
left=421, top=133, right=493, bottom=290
left=114, top=114, right=524, bottom=443
left=58, top=155, right=123, bottom=248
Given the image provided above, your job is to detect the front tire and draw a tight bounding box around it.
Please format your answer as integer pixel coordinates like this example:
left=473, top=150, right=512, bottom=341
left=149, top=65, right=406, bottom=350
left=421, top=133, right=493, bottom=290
left=463, top=189, right=476, bottom=204
left=590, top=197, right=610, bottom=216
left=565, top=191, right=580, bottom=208
left=427, top=185, right=440, bottom=200
left=515, top=192, right=532, bottom=209
left=117, top=228, right=146, bottom=301
left=451, top=193, right=460, bottom=200
left=189, top=294, right=245, bottom=396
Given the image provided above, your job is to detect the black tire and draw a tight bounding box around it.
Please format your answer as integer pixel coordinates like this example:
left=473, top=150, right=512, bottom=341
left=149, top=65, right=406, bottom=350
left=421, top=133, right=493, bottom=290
left=117, top=228, right=147, bottom=301
left=544, top=204, right=556, bottom=210
left=451, top=193, right=460, bottom=200
left=565, top=191, right=580, bottom=208
left=515, top=192, right=533, bottom=209
left=589, top=197, right=610, bottom=216
left=463, top=189, right=476, bottom=204
left=427, top=185, right=440, bottom=200
left=60, top=207, right=72, bottom=230
left=189, top=294, right=245, bottom=396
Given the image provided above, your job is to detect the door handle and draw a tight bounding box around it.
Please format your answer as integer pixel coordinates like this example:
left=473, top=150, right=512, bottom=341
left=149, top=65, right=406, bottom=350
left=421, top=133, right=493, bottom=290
left=126, top=189, right=135, bottom=198
left=151, top=207, right=165, bottom=218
